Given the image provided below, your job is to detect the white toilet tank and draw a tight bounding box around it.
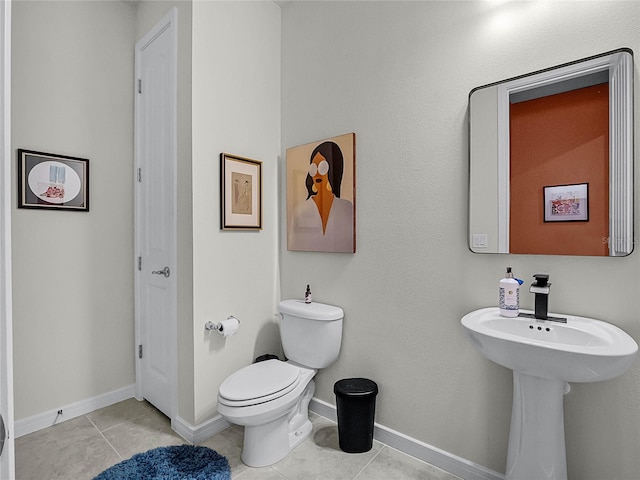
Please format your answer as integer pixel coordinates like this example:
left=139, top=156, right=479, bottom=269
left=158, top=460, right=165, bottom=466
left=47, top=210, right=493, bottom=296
left=278, top=300, right=343, bottom=369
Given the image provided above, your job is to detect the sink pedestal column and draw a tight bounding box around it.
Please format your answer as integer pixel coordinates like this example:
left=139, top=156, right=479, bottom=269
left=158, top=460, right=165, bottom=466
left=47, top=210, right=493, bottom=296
left=506, top=372, right=567, bottom=480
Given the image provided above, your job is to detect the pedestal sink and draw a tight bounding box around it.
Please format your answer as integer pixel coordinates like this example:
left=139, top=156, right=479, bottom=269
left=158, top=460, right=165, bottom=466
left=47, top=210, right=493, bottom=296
left=461, top=307, right=638, bottom=480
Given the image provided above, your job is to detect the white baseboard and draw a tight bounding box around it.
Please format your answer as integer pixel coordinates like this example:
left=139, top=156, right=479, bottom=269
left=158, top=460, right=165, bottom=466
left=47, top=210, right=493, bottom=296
left=310, top=397, right=504, bottom=480
left=15, top=384, right=136, bottom=438
left=172, top=414, right=231, bottom=444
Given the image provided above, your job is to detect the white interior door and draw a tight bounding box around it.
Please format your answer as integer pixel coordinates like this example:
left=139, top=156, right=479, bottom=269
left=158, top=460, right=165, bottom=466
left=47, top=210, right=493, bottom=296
left=0, top=1, right=14, bottom=478
left=134, top=8, right=178, bottom=420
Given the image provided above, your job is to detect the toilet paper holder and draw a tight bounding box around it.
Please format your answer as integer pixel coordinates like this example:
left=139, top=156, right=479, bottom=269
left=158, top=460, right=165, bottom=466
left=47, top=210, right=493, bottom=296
left=205, top=316, right=240, bottom=334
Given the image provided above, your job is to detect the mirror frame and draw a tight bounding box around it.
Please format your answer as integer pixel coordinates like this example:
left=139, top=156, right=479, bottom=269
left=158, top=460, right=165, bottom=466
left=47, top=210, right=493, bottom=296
left=469, top=48, right=633, bottom=256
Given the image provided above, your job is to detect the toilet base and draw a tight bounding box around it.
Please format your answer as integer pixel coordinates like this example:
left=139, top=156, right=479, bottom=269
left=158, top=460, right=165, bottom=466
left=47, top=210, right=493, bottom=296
left=241, top=380, right=315, bottom=467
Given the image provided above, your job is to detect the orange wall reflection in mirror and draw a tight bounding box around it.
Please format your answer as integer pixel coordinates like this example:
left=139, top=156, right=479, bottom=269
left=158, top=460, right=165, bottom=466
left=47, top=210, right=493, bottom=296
left=509, top=83, right=609, bottom=256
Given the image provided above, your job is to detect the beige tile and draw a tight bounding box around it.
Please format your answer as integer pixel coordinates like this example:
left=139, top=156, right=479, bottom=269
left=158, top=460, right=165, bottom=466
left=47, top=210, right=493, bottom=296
left=87, top=398, right=157, bottom=433
left=215, top=423, right=244, bottom=450
left=355, top=446, right=462, bottom=480
left=101, top=406, right=186, bottom=459
left=383, top=446, right=462, bottom=479
left=17, top=414, right=98, bottom=445
left=234, top=466, right=289, bottom=480
left=199, top=425, right=248, bottom=479
left=271, top=417, right=382, bottom=480
left=16, top=402, right=463, bottom=480
left=16, top=418, right=120, bottom=480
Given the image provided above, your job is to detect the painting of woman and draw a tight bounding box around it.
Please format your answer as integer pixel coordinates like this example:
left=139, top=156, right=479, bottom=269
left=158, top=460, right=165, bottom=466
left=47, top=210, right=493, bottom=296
left=286, top=133, right=355, bottom=253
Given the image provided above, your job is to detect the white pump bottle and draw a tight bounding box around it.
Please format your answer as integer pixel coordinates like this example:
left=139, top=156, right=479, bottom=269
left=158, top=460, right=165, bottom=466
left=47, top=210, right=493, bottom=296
left=499, top=267, right=519, bottom=317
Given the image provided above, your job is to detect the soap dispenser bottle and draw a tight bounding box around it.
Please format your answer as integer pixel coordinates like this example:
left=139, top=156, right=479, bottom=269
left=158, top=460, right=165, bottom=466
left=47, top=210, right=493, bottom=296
left=304, top=285, right=312, bottom=304
left=499, top=267, right=519, bottom=317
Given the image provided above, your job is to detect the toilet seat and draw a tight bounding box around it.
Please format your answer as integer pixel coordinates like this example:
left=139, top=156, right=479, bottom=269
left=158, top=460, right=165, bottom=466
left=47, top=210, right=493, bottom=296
left=218, top=360, right=301, bottom=407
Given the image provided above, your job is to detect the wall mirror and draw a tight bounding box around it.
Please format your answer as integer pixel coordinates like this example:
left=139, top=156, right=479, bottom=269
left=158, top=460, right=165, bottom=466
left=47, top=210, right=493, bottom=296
left=469, top=49, right=633, bottom=256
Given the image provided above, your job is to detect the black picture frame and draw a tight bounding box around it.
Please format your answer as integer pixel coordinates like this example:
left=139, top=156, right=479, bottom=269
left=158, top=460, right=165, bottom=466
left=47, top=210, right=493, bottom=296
left=220, top=153, right=262, bottom=230
left=18, top=149, right=89, bottom=212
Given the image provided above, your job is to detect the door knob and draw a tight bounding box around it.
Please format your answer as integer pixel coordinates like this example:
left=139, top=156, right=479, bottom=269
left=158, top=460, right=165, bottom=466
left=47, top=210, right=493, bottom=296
left=152, top=266, right=170, bottom=278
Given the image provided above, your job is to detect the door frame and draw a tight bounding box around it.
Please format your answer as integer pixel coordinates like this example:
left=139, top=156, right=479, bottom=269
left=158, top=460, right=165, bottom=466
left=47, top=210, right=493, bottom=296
left=133, top=7, right=178, bottom=420
left=0, top=0, right=15, bottom=477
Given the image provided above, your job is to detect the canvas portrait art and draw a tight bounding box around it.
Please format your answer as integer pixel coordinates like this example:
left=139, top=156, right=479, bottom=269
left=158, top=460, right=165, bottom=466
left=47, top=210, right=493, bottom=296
left=286, top=133, right=356, bottom=253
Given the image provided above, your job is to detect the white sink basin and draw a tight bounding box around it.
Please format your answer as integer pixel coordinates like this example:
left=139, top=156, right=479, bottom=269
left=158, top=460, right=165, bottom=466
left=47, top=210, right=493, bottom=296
left=462, top=307, right=638, bottom=480
left=461, top=307, right=638, bottom=382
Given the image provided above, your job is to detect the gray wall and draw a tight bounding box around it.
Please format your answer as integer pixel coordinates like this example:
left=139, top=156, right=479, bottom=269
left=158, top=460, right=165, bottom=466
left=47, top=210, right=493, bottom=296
left=10, top=2, right=640, bottom=478
left=134, top=0, right=282, bottom=428
left=280, top=2, right=640, bottom=479
left=191, top=0, right=282, bottom=426
left=10, top=0, right=282, bottom=433
left=11, top=1, right=136, bottom=419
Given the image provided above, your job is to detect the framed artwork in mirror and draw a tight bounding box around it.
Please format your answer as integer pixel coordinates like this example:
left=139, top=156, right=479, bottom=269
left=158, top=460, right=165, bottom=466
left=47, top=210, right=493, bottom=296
left=220, top=153, right=262, bottom=230
left=544, top=183, right=588, bottom=222
left=18, top=149, right=89, bottom=211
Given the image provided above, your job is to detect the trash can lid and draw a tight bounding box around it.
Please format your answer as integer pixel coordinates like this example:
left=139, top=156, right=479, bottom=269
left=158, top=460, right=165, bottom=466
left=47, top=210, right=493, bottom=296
left=334, top=378, right=378, bottom=396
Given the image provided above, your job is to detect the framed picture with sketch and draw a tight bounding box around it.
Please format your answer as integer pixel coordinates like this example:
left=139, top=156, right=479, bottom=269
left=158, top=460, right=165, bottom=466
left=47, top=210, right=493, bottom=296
left=220, top=153, right=262, bottom=230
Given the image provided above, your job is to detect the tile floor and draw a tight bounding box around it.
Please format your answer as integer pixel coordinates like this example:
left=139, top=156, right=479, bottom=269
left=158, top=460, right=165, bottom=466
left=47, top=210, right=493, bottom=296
left=15, top=398, right=461, bottom=480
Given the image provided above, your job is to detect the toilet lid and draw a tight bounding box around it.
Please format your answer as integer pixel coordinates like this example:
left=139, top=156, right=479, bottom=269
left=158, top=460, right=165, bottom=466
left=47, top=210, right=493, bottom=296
left=218, top=360, right=301, bottom=407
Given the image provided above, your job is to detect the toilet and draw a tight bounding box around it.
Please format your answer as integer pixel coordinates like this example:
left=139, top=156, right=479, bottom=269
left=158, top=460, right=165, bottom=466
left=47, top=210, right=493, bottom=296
left=217, top=299, right=344, bottom=467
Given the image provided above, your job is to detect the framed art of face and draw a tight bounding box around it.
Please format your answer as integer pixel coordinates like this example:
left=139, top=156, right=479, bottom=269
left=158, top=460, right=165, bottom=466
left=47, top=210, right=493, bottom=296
left=286, top=133, right=355, bottom=253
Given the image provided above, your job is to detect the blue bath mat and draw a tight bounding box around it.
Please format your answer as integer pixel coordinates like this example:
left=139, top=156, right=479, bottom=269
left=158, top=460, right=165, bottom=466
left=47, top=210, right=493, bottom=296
left=93, top=445, right=231, bottom=480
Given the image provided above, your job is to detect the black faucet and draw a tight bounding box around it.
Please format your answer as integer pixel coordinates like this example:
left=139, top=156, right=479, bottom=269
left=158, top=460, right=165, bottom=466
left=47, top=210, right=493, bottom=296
left=529, top=274, right=550, bottom=320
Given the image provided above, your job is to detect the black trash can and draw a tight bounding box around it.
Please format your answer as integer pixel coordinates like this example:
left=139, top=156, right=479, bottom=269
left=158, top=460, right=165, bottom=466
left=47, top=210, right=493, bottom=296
left=334, top=378, right=378, bottom=453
